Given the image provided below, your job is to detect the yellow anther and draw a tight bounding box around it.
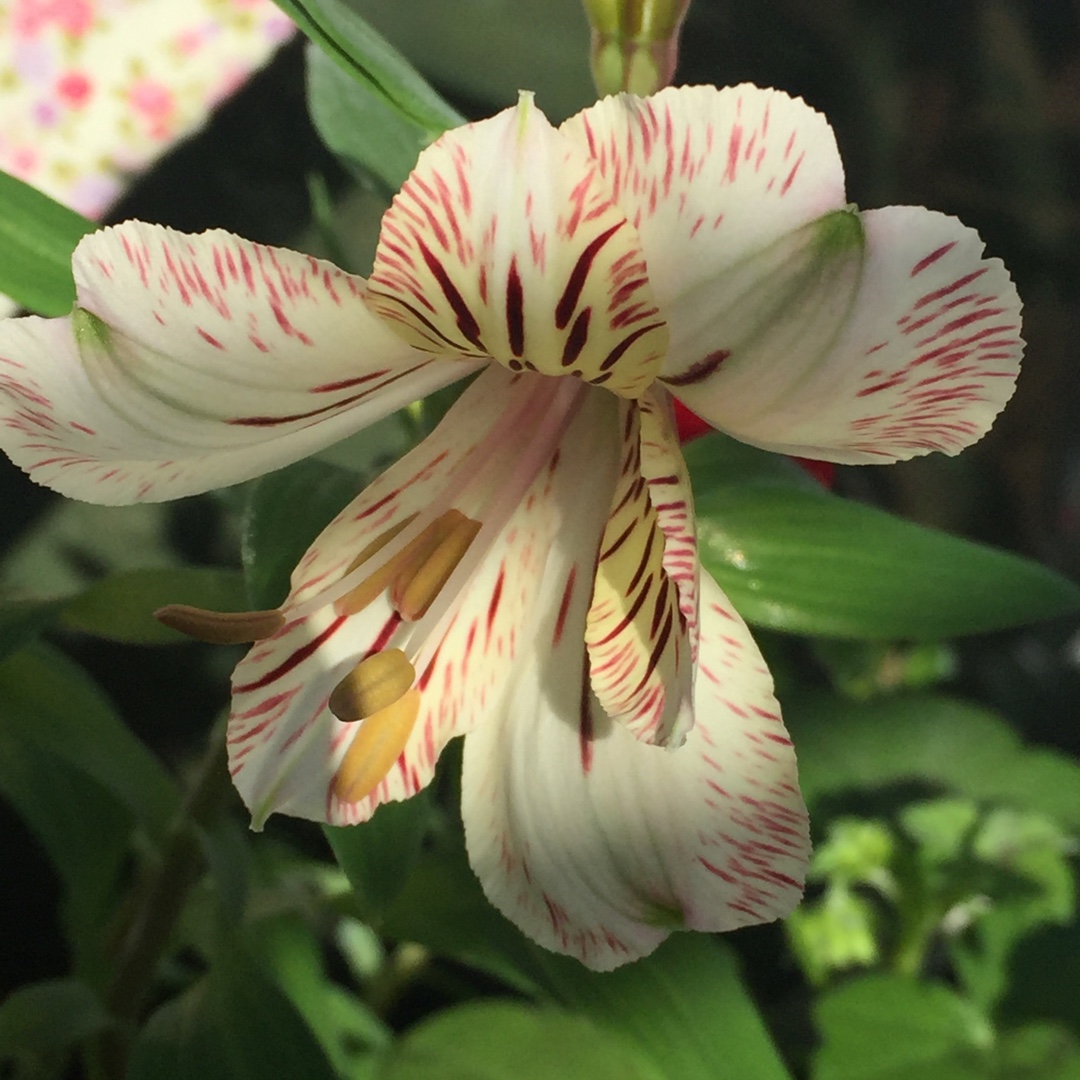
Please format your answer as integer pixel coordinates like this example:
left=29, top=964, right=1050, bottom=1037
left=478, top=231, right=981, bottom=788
left=332, top=687, right=421, bottom=805
left=328, top=648, right=416, bottom=722
left=335, top=512, right=445, bottom=617
left=154, top=604, right=284, bottom=645
left=335, top=509, right=481, bottom=621
left=392, top=509, right=482, bottom=621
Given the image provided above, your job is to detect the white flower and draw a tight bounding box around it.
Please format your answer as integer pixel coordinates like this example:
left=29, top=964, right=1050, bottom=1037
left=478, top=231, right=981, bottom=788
left=0, top=86, right=1022, bottom=969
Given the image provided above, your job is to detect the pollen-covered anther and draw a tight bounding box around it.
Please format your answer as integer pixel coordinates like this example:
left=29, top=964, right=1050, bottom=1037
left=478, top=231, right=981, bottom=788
left=334, top=510, right=480, bottom=620
left=154, top=604, right=284, bottom=645
left=328, top=648, right=417, bottom=722
left=391, top=508, right=482, bottom=621
left=332, top=687, right=422, bottom=805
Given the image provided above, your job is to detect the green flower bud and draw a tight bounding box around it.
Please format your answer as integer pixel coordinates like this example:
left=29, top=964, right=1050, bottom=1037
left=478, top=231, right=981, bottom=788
left=582, top=0, right=692, bottom=96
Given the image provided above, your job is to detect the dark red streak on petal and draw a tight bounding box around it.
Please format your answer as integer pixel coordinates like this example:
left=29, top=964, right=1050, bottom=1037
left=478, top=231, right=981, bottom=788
left=553, top=567, right=577, bottom=646
left=227, top=365, right=428, bottom=426
left=555, top=222, right=623, bottom=330
left=579, top=646, right=594, bottom=774
left=506, top=259, right=525, bottom=356
left=594, top=577, right=651, bottom=647
left=561, top=308, right=591, bottom=367
left=234, top=615, right=346, bottom=693
left=600, top=322, right=664, bottom=371
left=310, top=371, right=390, bottom=393
left=417, top=238, right=484, bottom=350
left=910, top=241, right=957, bottom=277
left=625, top=524, right=656, bottom=594
left=632, top=608, right=673, bottom=694
left=663, top=349, right=730, bottom=387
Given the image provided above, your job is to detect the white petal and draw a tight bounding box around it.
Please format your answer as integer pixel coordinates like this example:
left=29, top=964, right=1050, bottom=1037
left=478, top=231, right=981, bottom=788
left=561, top=84, right=846, bottom=376
left=368, top=93, right=668, bottom=398
left=463, top=561, right=807, bottom=969
left=229, top=372, right=622, bottom=827
left=0, top=222, right=474, bottom=502
left=672, top=207, right=1023, bottom=462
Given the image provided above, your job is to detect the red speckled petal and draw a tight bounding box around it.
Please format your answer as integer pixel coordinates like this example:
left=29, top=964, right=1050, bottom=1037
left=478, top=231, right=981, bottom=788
left=673, top=207, right=1023, bottom=463
left=229, top=373, right=623, bottom=827
left=368, top=93, right=668, bottom=398
left=463, top=571, right=807, bottom=971
left=585, top=387, right=699, bottom=747
left=0, top=222, right=473, bottom=502
left=561, top=84, right=846, bottom=378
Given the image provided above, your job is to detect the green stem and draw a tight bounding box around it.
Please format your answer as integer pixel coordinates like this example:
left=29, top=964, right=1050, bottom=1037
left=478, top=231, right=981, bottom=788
left=93, top=725, right=233, bottom=1080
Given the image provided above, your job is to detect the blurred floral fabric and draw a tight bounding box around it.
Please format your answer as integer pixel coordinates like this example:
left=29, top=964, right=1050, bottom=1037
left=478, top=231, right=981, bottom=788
left=0, top=0, right=293, bottom=220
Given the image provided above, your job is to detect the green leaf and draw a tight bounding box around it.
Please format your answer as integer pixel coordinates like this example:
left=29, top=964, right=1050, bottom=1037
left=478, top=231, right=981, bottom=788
left=0, top=170, right=94, bottom=314
left=994, top=1024, right=1080, bottom=1080
left=686, top=433, right=1080, bottom=638
left=245, top=913, right=389, bottom=1076
left=376, top=1001, right=659, bottom=1080
left=1002, top=918, right=1080, bottom=1036
left=786, top=691, right=1080, bottom=831
left=0, top=726, right=131, bottom=958
left=241, top=459, right=364, bottom=609
left=530, top=938, right=794, bottom=1080
left=381, top=843, right=544, bottom=996
left=127, top=945, right=336, bottom=1080
left=813, top=974, right=991, bottom=1080
left=62, top=567, right=249, bottom=643
left=307, top=43, right=460, bottom=192
left=0, top=645, right=181, bottom=840
left=274, top=0, right=459, bottom=136
left=0, top=978, right=112, bottom=1071
left=0, top=596, right=69, bottom=661
left=325, top=789, right=438, bottom=919
left=384, top=828, right=791, bottom=1080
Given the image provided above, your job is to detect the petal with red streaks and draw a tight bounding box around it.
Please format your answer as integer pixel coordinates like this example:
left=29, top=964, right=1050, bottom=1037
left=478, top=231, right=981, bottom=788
left=585, top=387, right=699, bottom=747
left=229, top=372, right=623, bottom=827
left=673, top=207, right=1023, bottom=462
left=561, top=84, right=846, bottom=379
left=0, top=222, right=474, bottom=503
left=368, top=92, right=668, bottom=398
left=463, top=572, right=807, bottom=971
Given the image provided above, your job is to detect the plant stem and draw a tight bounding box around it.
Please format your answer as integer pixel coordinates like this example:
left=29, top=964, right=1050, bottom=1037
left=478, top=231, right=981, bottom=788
left=93, top=724, right=233, bottom=1080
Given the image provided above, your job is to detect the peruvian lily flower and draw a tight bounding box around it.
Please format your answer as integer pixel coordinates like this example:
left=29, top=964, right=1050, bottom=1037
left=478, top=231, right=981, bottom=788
left=0, top=85, right=1022, bottom=969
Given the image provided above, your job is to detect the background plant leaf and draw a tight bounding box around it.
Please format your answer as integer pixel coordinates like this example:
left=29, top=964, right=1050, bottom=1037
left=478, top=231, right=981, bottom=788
left=0, top=170, right=94, bottom=315
left=307, top=42, right=461, bottom=192
left=126, top=945, right=337, bottom=1080
left=787, top=691, right=1080, bottom=829
left=62, top=567, right=248, bottom=644
left=686, top=434, right=1080, bottom=639
left=273, top=0, right=459, bottom=134
left=0, top=978, right=112, bottom=1073
left=376, top=1001, right=660, bottom=1080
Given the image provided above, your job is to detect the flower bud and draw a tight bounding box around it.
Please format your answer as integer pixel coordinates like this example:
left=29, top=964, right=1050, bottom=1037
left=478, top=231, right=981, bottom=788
left=582, top=0, right=692, bottom=96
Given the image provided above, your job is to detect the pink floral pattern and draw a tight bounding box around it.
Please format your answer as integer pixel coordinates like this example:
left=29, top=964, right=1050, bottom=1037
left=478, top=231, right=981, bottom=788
left=0, top=0, right=294, bottom=218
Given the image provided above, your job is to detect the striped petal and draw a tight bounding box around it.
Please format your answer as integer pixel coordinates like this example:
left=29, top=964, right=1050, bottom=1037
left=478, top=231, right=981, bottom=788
left=0, top=222, right=472, bottom=503
left=229, top=370, right=623, bottom=827
left=561, top=84, right=846, bottom=380
left=671, top=207, right=1023, bottom=462
left=585, top=386, right=698, bottom=747
left=463, top=571, right=807, bottom=971
left=367, top=93, right=668, bottom=398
